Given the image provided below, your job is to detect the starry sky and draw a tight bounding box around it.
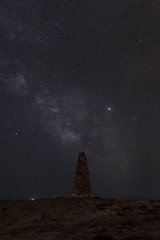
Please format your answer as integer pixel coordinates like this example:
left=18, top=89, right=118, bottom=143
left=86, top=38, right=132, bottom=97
left=1, top=0, right=160, bottom=200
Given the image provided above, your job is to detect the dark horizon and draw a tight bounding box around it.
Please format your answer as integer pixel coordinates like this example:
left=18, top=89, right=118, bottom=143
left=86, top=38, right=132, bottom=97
left=1, top=0, right=160, bottom=200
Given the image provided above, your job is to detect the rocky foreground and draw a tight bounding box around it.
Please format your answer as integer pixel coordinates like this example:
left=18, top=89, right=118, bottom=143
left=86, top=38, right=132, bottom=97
left=0, top=197, right=160, bottom=240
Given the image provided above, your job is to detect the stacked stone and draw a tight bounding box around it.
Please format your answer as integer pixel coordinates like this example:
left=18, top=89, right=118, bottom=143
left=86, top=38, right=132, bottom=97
left=72, top=152, right=92, bottom=197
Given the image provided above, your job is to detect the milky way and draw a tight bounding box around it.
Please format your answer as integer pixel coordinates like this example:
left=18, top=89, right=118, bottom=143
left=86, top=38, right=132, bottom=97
left=1, top=0, right=160, bottom=200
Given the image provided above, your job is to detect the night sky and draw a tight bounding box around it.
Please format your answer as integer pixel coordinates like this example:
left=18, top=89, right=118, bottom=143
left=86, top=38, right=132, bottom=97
left=1, top=0, right=160, bottom=200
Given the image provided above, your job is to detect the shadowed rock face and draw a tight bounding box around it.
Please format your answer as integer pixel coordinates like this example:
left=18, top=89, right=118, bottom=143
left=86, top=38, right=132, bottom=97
left=72, top=152, right=92, bottom=197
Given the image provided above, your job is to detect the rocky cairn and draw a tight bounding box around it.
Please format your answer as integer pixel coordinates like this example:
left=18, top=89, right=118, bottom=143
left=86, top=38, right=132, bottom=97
left=72, top=152, right=92, bottom=197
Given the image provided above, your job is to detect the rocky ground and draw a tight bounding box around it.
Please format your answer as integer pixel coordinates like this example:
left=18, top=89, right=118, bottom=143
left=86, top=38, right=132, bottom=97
left=0, top=197, right=160, bottom=239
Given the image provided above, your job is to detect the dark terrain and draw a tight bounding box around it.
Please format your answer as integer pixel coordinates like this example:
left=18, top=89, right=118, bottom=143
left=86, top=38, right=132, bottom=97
left=0, top=197, right=160, bottom=240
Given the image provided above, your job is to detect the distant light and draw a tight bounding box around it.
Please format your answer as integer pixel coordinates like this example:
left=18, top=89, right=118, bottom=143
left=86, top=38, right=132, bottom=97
left=31, top=198, right=35, bottom=201
left=107, top=107, right=111, bottom=111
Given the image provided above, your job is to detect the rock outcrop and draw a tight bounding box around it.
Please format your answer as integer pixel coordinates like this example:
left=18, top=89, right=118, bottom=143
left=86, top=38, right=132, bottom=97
left=0, top=198, right=159, bottom=240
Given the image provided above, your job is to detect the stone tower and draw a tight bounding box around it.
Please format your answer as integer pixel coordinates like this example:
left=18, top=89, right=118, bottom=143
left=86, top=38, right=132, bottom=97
left=72, top=152, right=92, bottom=197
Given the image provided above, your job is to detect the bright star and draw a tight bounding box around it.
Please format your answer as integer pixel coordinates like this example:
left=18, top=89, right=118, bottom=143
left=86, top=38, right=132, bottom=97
left=107, top=107, right=111, bottom=111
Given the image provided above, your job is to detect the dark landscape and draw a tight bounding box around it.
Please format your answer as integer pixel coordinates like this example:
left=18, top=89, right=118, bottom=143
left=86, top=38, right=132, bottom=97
left=0, top=197, right=160, bottom=240
left=1, top=1, right=160, bottom=239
